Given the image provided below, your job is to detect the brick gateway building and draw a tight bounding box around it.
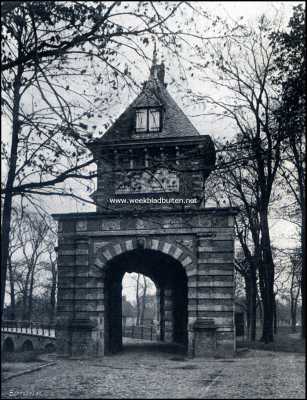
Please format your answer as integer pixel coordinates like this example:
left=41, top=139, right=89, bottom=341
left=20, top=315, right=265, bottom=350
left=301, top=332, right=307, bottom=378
left=53, top=56, right=238, bottom=358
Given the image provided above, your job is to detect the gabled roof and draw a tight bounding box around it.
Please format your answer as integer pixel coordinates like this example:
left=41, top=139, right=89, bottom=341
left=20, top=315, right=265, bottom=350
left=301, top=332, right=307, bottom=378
left=99, top=63, right=200, bottom=142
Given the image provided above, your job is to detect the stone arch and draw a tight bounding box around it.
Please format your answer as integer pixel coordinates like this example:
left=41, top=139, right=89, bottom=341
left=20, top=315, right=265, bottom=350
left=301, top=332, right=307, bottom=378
left=3, top=337, right=14, bottom=353
left=94, top=238, right=194, bottom=273
left=94, top=240, right=190, bottom=355
left=45, top=343, right=56, bottom=353
left=21, top=339, right=34, bottom=352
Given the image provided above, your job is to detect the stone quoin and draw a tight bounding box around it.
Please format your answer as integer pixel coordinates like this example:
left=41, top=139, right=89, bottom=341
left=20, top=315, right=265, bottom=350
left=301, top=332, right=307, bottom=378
left=52, top=49, right=239, bottom=358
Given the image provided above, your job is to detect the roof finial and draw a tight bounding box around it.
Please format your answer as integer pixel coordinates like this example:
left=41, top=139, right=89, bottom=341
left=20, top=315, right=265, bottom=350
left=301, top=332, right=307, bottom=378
left=148, top=39, right=165, bottom=84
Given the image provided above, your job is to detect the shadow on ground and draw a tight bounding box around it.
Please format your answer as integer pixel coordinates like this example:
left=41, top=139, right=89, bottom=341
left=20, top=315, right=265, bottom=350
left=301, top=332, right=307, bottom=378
left=236, top=326, right=305, bottom=354
left=121, top=339, right=186, bottom=356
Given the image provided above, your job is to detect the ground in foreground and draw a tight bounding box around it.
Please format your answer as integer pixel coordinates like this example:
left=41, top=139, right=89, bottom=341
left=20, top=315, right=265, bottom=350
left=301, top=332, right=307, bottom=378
left=1, top=340, right=305, bottom=399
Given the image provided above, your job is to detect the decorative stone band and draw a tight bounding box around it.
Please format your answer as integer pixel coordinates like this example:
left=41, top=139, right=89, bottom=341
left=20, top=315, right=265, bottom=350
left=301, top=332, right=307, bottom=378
left=188, top=304, right=233, bottom=312
left=193, top=318, right=216, bottom=330
left=58, top=249, right=89, bottom=256
left=93, top=238, right=194, bottom=274
left=67, top=318, right=96, bottom=331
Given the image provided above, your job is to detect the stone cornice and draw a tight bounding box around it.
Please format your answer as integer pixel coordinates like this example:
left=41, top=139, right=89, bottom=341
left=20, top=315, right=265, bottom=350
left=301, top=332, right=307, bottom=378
left=52, top=207, right=240, bottom=220
left=87, top=135, right=214, bottom=154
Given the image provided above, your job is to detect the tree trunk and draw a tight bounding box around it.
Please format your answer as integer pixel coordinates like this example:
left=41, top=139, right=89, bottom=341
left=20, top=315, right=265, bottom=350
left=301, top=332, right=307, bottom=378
left=273, top=295, right=278, bottom=335
left=290, top=259, right=300, bottom=334
left=256, top=288, right=263, bottom=326
left=244, top=271, right=257, bottom=342
left=1, top=65, right=23, bottom=319
left=28, top=265, right=35, bottom=321
left=140, top=276, right=147, bottom=325
left=244, top=258, right=258, bottom=342
left=7, top=256, right=16, bottom=320
left=259, top=209, right=275, bottom=343
left=291, top=298, right=297, bottom=333
left=291, top=131, right=305, bottom=339
left=50, top=262, right=57, bottom=324
left=22, top=268, right=31, bottom=320
left=22, top=289, right=28, bottom=321
left=250, top=267, right=257, bottom=341
left=300, top=213, right=305, bottom=338
left=244, top=274, right=251, bottom=340
left=136, top=274, right=140, bottom=326
left=258, top=270, right=274, bottom=343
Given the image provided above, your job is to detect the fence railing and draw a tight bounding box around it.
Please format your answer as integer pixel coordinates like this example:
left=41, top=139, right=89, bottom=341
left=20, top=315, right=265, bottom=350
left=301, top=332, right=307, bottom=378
left=123, top=324, right=157, bottom=341
left=2, top=320, right=159, bottom=340
left=1, top=320, right=56, bottom=338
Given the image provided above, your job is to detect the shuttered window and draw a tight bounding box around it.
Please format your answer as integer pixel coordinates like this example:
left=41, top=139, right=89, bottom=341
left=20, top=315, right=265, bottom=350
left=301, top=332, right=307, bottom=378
left=148, top=109, right=160, bottom=132
left=136, top=109, right=147, bottom=132
left=135, top=108, right=161, bottom=132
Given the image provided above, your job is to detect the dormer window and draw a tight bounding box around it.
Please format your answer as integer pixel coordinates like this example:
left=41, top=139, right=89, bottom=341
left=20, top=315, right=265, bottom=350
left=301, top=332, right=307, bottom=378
left=136, top=108, right=161, bottom=132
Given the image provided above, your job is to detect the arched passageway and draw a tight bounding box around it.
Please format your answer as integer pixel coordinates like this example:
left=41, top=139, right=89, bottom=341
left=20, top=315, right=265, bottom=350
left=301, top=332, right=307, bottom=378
left=122, top=272, right=157, bottom=330
left=3, top=337, right=15, bottom=353
left=21, top=339, right=34, bottom=352
left=103, top=249, right=188, bottom=355
left=45, top=343, right=56, bottom=353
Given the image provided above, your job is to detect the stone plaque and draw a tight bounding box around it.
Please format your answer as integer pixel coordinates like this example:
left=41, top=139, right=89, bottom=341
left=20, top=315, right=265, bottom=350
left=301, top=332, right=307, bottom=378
left=115, top=168, right=179, bottom=194
left=162, top=216, right=183, bottom=228
left=101, top=220, right=120, bottom=230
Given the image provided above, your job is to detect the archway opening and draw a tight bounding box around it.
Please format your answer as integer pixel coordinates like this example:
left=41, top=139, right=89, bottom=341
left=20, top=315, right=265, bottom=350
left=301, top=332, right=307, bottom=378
left=45, top=343, right=56, bottom=353
left=21, top=339, right=34, bottom=352
left=122, top=273, right=157, bottom=337
left=103, top=248, right=188, bottom=355
left=3, top=337, right=14, bottom=353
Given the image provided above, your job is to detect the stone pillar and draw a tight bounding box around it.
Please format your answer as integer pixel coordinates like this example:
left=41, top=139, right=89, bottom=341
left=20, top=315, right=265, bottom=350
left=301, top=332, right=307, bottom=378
left=56, top=237, right=75, bottom=357
left=56, top=233, right=104, bottom=357
left=191, top=216, right=235, bottom=357
left=108, top=279, right=123, bottom=353
left=69, top=238, right=97, bottom=356
left=191, top=318, right=217, bottom=357
left=164, top=287, right=174, bottom=342
left=69, top=318, right=97, bottom=357
left=156, top=288, right=162, bottom=340
left=157, top=286, right=174, bottom=343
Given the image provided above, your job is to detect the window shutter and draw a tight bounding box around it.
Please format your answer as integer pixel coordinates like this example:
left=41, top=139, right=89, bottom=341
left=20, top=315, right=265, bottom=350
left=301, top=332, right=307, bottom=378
left=136, top=109, right=147, bottom=131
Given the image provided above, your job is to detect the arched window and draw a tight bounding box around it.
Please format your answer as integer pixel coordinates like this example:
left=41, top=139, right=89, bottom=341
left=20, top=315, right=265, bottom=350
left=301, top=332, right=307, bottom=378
left=3, top=337, right=14, bottom=353
left=21, top=339, right=34, bottom=352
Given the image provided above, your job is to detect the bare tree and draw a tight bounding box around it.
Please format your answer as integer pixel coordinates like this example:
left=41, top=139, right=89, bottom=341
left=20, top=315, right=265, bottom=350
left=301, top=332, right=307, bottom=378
left=285, top=249, right=302, bottom=333
left=1, top=1, right=189, bottom=317
left=130, top=273, right=154, bottom=326
left=39, top=221, right=58, bottom=324
left=189, top=14, right=292, bottom=342
left=5, top=205, right=25, bottom=320
left=271, top=4, right=305, bottom=337
left=6, top=209, right=50, bottom=321
left=23, top=213, right=49, bottom=321
left=140, top=275, right=148, bottom=325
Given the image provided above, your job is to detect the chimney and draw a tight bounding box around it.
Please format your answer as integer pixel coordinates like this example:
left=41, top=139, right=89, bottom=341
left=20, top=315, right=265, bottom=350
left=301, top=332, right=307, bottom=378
left=157, top=63, right=165, bottom=84
left=149, top=43, right=166, bottom=86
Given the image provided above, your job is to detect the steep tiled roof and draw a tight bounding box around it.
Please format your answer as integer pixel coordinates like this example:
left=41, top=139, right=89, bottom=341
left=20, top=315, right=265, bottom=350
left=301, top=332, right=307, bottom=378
left=99, top=64, right=200, bottom=142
